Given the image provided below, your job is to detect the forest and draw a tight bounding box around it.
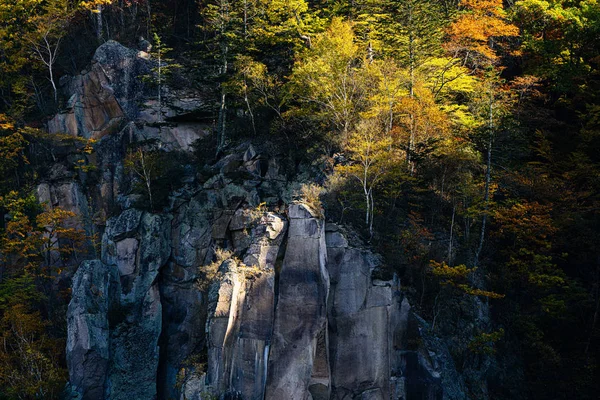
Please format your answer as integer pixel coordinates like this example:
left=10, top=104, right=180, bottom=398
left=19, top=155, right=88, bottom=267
left=0, top=0, right=599, bottom=399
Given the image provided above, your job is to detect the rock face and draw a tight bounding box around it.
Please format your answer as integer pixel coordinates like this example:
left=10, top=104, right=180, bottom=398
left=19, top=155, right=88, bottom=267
left=67, top=201, right=453, bottom=400
left=67, top=210, right=171, bottom=400
left=48, top=40, right=210, bottom=148
left=60, top=41, right=466, bottom=400
left=266, top=204, right=330, bottom=400
left=67, top=260, right=119, bottom=400
left=49, top=41, right=145, bottom=139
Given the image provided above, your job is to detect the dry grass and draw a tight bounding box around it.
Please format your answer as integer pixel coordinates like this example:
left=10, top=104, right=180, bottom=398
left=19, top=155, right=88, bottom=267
left=299, top=183, right=324, bottom=218
left=196, top=248, right=233, bottom=291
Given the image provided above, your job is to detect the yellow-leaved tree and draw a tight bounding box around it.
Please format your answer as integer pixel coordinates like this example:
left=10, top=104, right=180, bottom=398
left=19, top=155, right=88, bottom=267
left=448, top=0, right=519, bottom=64
left=336, top=119, right=394, bottom=238
left=286, top=17, right=366, bottom=142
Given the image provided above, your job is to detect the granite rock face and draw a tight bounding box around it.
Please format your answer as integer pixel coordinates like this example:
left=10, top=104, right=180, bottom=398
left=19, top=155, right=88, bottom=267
left=48, top=41, right=144, bottom=139
left=265, top=204, right=330, bottom=400
left=67, top=260, right=119, bottom=400
left=60, top=41, right=465, bottom=400
left=66, top=202, right=453, bottom=400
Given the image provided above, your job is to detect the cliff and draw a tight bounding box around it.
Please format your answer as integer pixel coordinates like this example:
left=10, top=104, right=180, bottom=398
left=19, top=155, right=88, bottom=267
left=49, top=41, right=466, bottom=400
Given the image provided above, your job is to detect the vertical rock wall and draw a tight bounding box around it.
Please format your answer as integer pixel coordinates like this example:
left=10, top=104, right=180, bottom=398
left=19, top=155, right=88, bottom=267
left=67, top=200, right=451, bottom=400
left=265, top=204, right=330, bottom=400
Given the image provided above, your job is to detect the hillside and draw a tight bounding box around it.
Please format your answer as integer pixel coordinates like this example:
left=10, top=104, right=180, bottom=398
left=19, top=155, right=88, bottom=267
left=0, top=1, right=599, bottom=399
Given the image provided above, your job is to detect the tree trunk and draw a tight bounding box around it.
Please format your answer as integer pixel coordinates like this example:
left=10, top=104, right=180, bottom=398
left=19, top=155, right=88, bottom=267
left=368, top=189, right=375, bottom=240
left=217, top=91, right=227, bottom=154
left=96, top=5, right=103, bottom=41
left=139, top=149, right=154, bottom=210
left=407, top=5, right=416, bottom=175
left=244, top=82, right=256, bottom=135
left=49, top=65, right=57, bottom=104
left=157, top=46, right=162, bottom=122
left=448, top=202, right=455, bottom=263
left=146, top=0, right=151, bottom=38
left=475, top=91, right=494, bottom=266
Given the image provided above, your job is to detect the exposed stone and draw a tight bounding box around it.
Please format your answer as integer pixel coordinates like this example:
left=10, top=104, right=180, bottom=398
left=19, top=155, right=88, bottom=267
left=288, top=203, right=318, bottom=219
left=67, top=260, right=119, bottom=400
left=327, top=245, right=392, bottom=400
left=265, top=204, right=330, bottom=400
left=49, top=41, right=146, bottom=139
left=115, top=238, right=138, bottom=276
left=104, top=208, right=143, bottom=241
left=243, top=145, right=257, bottom=162
left=325, top=231, right=348, bottom=248
left=60, top=40, right=467, bottom=400
left=206, top=259, right=244, bottom=394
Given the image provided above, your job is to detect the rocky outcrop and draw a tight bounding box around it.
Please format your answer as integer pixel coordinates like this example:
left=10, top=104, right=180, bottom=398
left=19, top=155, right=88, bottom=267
left=266, top=204, right=330, bottom=400
left=205, top=210, right=287, bottom=399
left=67, top=199, right=456, bottom=400
left=104, top=212, right=171, bottom=400
left=49, top=40, right=210, bottom=149
left=61, top=41, right=466, bottom=400
left=49, top=41, right=144, bottom=139
left=326, top=229, right=396, bottom=400
left=67, top=260, right=119, bottom=399
left=67, top=210, right=171, bottom=400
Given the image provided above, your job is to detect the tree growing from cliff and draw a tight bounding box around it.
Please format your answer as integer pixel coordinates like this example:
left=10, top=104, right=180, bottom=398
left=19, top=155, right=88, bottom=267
left=25, top=6, right=67, bottom=105
left=124, top=142, right=189, bottom=211
left=143, top=33, right=180, bottom=123
left=125, top=146, right=160, bottom=210
left=336, top=119, right=394, bottom=238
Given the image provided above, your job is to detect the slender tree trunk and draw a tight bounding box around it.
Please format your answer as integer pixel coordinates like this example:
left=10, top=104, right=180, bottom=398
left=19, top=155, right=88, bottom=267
left=244, top=82, right=256, bottom=135
left=96, top=5, right=103, bottom=41
left=364, top=185, right=370, bottom=227
left=448, top=202, right=456, bottom=263
left=157, top=47, right=162, bottom=122
left=407, top=5, right=416, bottom=175
left=146, top=0, right=151, bottom=38
left=475, top=91, right=494, bottom=266
left=48, top=65, right=57, bottom=104
left=217, top=91, right=227, bottom=154
left=369, top=189, right=375, bottom=239
left=119, top=0, right=125, bottom=29
left=139, top=149, right=154, bottom=210
left=216, top=1, right=229, bottom=155
left=243, top=0, right=248, bottom=39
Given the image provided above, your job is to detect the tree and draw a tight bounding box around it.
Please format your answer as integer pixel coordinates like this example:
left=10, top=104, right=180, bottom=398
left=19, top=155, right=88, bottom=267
left=447, top=0, right=519, bottom=65
left=0, top=300, right=66, bottom=399
left=144, top=33, right=180, bottom=123
left=287, top=17, right=366, bottom=141
left=125, top=146, right=160, bottom=210
left=336, top=119, right=394, bottom=238
left=80, top=0, right=115, bottom=41
left=26, top=17, right=65, bottom=104
left=0, top=0, right=69, bottom=114
left=363, top=59, right=407, bottom=134
left=232, top=55, right=284, bottom=123
left=356, top=0, right=449, bottom=172
left=0, top=115, right=28, bottom=191
left=467, top=71, right=514, bottom=265
left=0, top=189, right=87, bottom=399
